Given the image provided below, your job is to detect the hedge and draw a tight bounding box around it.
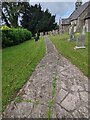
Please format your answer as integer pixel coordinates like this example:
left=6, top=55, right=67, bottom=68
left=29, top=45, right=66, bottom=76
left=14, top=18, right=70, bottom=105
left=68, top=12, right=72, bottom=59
left=2, top=28, right=32, bottom=48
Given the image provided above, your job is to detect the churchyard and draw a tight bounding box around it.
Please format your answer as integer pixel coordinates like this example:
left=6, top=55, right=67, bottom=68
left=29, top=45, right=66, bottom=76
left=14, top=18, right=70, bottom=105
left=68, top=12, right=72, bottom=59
left=1, top=1, right=89, bottom=119
left=1, top=18, right=89, bottom=118
left=1, top=26, right=89, bottom=119
left=2, top=32, right=89, bottom=118
left=49, top=32, right=88, bottom=77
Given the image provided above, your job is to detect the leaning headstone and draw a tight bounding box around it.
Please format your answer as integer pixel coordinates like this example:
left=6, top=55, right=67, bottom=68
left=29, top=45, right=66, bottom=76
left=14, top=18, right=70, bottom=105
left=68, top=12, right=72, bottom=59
left=68, top=24, right=75, bottom=41
left=74, top=25, right=86, bottom=49
left=52, top=30, right=55, bottom=36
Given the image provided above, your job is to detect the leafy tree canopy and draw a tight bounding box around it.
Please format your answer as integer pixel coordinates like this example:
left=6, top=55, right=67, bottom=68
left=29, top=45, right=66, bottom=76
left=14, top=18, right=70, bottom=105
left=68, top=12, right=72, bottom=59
left=2, top=2, right=57, bottom=34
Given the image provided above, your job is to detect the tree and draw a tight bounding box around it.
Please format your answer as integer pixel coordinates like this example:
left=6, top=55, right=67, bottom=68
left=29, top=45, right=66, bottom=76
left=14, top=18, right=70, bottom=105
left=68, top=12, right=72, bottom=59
left=21, top=3, right=57, bottom=34
left=21, top=3, right=43, bottom=34
left=2, top=2, right=22, bottom=27
left=38, top=9, right=57, bottom=32
left=2, top=2, right=57, bottom=34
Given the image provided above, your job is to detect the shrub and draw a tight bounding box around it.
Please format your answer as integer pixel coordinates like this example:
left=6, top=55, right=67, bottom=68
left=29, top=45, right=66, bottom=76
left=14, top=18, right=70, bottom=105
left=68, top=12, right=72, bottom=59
left=2, top=27, right=32, bottom=48
left=1, top=25, right=11, bottom=30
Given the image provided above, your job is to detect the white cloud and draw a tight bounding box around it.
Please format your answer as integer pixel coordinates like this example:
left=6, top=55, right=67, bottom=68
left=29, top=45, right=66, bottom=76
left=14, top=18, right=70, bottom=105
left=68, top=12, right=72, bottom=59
left=30, top=2, right=75, bottom=23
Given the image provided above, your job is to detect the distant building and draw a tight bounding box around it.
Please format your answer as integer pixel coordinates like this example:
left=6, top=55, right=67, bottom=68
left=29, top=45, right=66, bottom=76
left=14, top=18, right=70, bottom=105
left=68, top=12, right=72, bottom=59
left=59, top=0, right=90, bottom=33
left=59, top=18, right=70, bottom=33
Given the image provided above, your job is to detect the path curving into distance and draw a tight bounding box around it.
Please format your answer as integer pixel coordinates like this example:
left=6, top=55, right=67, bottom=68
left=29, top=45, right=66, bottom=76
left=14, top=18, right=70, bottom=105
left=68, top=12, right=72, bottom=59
left=3, top=36, right=89, bottom=118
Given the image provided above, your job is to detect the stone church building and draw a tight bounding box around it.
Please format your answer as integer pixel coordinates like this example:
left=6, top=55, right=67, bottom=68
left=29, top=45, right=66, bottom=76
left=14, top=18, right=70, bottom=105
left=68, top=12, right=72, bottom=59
left=59, top=0, right=90, bottom=33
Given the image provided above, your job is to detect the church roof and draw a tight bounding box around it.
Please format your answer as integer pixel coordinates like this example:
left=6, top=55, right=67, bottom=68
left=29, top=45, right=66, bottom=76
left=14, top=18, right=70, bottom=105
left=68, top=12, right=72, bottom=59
left=61, top=18, right=70, bottom=25
left=69, top=2, right=90, bottom=21
left=61, top=1, right=90, bottom=25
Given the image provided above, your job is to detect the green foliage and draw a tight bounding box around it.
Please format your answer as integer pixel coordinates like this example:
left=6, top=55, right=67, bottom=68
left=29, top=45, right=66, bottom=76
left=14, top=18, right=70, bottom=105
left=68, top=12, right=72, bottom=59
left=2, top=37, right=45, bottom=110
left=1, top=25, right=11, bottom=30
left=47, top=100, right=54, bottom=119
left=20, top=3, right=57, bottom=34
left=2, top=28, right=32, bottom=48
left=52, top=77, right=57, bottom=97
left=2, top=2, right=57, bottom=34
left=2, top=2, right=22, bottom=28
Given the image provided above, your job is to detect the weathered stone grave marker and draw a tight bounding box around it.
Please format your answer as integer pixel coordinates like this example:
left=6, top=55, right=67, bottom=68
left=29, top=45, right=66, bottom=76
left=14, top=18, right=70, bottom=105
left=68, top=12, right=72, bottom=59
left=55, top=29, right=59, bottom=35
left=40, top=32, right=43, bottom=36
left=45, top=32, right=48, bottom=35
left=50, top=31, right=52, bottom=35
left=68, top=24, right=75, bottom=41
left=52, top=30, right=55, bottom=35
left=74, top=18, right=86, bottom=49
left=74, top=25, right=86, bottom=49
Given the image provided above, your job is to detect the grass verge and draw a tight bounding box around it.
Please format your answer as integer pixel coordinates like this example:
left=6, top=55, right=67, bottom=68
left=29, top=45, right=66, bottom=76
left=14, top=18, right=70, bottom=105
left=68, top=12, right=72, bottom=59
left=49, top=33, right=88, bottom=77
left=2, top=37, right=45, bottom=110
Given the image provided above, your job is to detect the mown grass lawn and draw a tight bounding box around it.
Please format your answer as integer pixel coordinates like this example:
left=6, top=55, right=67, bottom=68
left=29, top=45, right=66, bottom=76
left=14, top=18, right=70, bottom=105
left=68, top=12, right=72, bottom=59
left=2, top=37, right=45, bottom=110
left=49, top=33, right=88, bottom=77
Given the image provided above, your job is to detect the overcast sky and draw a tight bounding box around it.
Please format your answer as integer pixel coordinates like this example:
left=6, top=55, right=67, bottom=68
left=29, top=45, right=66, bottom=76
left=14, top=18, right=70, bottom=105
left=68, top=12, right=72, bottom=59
left=30, top=0, right=89, bottom=24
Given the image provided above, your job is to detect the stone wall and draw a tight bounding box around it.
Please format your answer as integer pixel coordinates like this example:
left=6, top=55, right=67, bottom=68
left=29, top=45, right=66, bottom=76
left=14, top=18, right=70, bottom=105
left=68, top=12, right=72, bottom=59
left=85, top=19, right=90, bottom=32
left=60, top=24, right=70, bottom=33
left=77, top=4, right=90, bottom=32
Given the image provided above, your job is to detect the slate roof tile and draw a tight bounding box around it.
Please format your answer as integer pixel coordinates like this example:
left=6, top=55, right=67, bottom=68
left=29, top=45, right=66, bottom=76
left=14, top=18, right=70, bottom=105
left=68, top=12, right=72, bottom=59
left=69, top=2, right=90, bottom=21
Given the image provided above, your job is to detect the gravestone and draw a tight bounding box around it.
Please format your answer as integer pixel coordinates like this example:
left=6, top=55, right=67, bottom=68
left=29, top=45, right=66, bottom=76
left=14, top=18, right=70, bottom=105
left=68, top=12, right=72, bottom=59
left=40, top=32, right=43, bottom=36
left=50, top=31, right=52, bottom=35
left=52, top=30, right=55, bottom=35
left=45, top=32, right=47, bottom=35
left=51, top=31, right=53, bottom=35
left=48, top=31, right=50, bottom=35
left=40, top=32, right=42, bottom=36
left=74, top=25, right=86, bottom=49
left=68, top=24, right=75, bottom=41
left=55, top=30, right=58, bottom=35
left=34, top=32, right=39, bottom=42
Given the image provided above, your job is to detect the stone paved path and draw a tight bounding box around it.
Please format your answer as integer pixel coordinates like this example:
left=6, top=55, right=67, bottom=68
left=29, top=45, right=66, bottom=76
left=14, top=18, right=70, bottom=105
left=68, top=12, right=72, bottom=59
left=3, top=36, right=89, bottom=118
